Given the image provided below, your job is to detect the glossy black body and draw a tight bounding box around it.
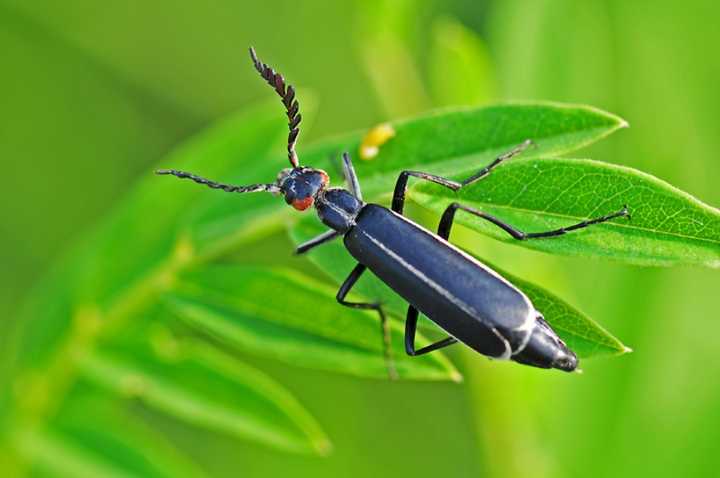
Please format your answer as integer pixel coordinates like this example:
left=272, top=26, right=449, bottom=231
left=157, top=48, right=629, bottom=374
left=344, top=204, right=533, bottom=359
left=317, top=188, right=363, bottom=233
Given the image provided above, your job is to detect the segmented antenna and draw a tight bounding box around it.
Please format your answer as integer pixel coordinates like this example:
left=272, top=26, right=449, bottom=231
left=249, top=47, right=301, bottom=168
left=156, top=169, right=280, bottom=194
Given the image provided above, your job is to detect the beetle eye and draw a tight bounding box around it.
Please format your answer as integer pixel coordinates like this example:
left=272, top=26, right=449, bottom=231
left=291, top=196, right=314, bottom=211
left=276, top=168, right=293, bottom=185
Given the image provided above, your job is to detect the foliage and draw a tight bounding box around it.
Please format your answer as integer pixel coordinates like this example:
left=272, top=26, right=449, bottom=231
left=5, top=95, right=719, bottom=476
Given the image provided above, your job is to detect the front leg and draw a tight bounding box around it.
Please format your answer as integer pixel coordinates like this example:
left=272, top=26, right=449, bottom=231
left=295, top=229, right=340, bottom=255
left=337, top=263, right=398, bottom=380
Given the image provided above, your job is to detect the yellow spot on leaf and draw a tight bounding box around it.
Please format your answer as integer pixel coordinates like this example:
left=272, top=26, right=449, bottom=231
left=359, top=123, right=396, bottom=160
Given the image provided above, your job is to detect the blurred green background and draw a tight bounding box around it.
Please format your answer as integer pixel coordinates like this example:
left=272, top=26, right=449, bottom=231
left=2, top=0, right=719, bottom=477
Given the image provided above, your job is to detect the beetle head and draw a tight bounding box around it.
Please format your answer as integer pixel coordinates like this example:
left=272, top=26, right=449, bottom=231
left=277, top=167, right=330, bottom=211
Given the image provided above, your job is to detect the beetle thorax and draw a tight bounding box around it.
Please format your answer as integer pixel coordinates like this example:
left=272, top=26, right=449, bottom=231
left=315, top=188, right=363, bottom=233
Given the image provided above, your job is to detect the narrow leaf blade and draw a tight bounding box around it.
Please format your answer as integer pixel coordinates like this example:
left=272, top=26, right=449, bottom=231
left=304, top=103, right=627, bottom=199
left=79, top=341, right=330, bottom=455
left=480, top=261, right=627, bottom=358
left=166, top=266, right=460, bottom=382
left=412, top=158, right=720, bottom=267
left=14, top=399, right=207, bottom=478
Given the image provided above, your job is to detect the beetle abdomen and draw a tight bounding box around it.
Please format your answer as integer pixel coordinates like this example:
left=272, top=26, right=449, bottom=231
left=344, top=204, right=536, bottom=359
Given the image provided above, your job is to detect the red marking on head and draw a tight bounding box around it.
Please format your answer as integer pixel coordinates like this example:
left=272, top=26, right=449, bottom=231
left=319, top=170, right=330, bottom=186
left=292, top=196, right=314, bottom=211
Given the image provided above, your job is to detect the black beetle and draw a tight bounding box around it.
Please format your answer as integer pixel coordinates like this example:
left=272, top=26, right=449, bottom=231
left=158, top=48, right=630, bottom=378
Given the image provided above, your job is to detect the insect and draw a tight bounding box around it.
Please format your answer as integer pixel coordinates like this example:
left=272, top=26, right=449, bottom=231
left=158, top=48, right=630, bottom=378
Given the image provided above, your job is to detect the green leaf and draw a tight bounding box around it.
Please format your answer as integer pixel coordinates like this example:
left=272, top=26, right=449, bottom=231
left=428, top=16, right=496, bottom=107
left=5, top=101, right=641, bottom=467
left=328, top=102, right=627, bottom=199
left=165, top=266, right=460, bottom=382
left=14, top=399, right=207, bottom=478
left=79, top=339, right=330, bottom=455
left=411, top=158, right=720, bottom=267
left=481, top=261, right=627, bottom=358
left=289, top=214, right=626, bottom=359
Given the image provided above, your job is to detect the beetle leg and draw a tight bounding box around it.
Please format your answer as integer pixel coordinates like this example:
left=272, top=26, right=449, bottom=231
left=391, top=140, right=533, bottom=214
left=404, top=306, right=458, bottom=356
left=341, top=152, right=363, bottom=201
left=336, top=263, right=398, bottom=380
left=392, top=171, right=461, bottom=214
left=439, top=202, right=630, bottom=241
left=295, top=229, right=341, bottom=254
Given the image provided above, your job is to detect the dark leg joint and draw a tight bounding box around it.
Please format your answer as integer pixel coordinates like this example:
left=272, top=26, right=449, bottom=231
left=336, top=264, right=398, bottom=380
left=390, top=140, right=534, bottom=215
left=392, top=171, right=461, bottom=214
left=440, top=202, right=526, bottom=240
left=406, top=336, right=458, bottom=356
left=404, top=306, right=458, bottom=357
